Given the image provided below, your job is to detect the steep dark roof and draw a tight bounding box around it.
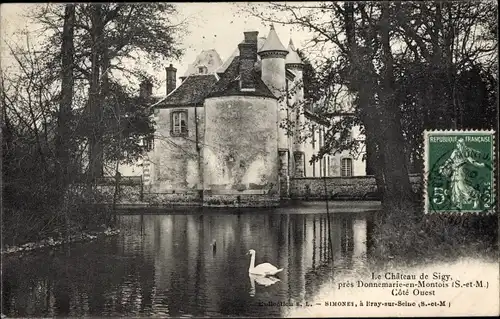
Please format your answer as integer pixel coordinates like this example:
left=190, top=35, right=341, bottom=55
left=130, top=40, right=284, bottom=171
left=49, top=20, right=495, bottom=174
left=156, top=74, right=218, bottom=107
left=207, top=56, right=276, bottom=99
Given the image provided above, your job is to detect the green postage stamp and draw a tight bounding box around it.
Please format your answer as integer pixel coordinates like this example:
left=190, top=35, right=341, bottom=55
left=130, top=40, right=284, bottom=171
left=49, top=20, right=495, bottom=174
left=424, top=130, right=496, bottom=214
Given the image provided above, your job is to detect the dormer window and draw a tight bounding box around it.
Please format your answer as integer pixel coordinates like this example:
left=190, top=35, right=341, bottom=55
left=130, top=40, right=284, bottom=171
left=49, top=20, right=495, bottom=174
left=198, top=66, right=208, bottom=74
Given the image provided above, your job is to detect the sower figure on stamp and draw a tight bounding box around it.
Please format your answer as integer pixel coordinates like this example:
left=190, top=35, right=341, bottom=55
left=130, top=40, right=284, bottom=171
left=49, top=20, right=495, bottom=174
left=439, top=138, right=485, bottom=209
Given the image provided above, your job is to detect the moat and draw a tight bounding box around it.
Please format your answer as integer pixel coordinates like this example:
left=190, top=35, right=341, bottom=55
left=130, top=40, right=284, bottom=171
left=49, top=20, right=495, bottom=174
left=2, top=202, right=497, bottom=317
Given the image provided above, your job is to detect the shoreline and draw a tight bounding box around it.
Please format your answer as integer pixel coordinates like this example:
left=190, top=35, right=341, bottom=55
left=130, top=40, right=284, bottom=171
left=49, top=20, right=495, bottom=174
left=1, top=227, right=120, bottom=257
left=2, top=200, right=382, bottom=256
left=106, top=200, right=383, bottom=215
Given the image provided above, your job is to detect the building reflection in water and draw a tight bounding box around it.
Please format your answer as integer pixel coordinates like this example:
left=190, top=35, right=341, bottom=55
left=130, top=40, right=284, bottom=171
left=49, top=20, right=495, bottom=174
left=2, top=211, right=371, bottom=317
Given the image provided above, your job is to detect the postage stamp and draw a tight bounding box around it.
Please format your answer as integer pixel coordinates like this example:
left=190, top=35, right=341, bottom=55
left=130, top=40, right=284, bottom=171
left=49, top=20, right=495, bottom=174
left=424, top=130, right=496, bottom=214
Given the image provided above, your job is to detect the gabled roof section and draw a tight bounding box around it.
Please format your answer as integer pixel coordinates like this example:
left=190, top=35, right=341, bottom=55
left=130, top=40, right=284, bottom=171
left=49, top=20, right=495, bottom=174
left=156, top=74, right=218, bottom=107
left=217, top=47, right=239, bottom=74
left=258, top=25, right=288, bottom=54
left=183, top=49, right=223, bottom=77
left=207, top=56, right=276, bottom=99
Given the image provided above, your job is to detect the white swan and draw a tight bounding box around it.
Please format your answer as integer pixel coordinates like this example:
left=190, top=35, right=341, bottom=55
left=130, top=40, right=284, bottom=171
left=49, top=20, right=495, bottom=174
left=247, top=249, right=283, bottom=276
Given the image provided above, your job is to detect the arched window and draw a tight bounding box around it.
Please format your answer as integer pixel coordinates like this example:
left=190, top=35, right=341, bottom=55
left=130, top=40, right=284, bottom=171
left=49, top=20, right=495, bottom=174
left=341, top=158, right=353, bottom=177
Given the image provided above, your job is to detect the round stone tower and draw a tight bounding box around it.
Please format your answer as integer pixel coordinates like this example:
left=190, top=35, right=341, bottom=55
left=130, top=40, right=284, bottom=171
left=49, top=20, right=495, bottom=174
left=285, top=38, right=305, bottom=178
left=203, top=30, right=280, bottom=207
left=258, top=25, right=290, bottom=197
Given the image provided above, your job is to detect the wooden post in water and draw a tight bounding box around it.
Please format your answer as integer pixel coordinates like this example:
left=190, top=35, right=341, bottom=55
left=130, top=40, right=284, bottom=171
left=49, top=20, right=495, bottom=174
left=323, top=176, right=334, bottom=260
left=140, top=213, right=144, bottom=236
left=140, top=175, right=144, bottom=202
left=64, top=192, right=71, bottom=257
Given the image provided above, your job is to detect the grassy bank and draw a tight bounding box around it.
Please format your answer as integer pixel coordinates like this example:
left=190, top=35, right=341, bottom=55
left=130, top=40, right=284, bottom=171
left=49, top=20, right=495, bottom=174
left=369, top=205, right=498, bottom=264
left=1, top=201, right=117, bottom=254
left=1, top=226, right=120, bottom=256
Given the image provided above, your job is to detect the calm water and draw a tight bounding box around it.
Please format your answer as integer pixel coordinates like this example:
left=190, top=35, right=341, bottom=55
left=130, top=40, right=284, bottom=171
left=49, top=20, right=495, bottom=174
left=2, top=204, right=498, bottom=317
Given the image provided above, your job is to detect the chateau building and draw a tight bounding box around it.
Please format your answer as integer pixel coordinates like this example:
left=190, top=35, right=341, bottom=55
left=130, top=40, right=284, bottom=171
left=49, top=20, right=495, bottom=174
left=117, top=26, right=366, bottom=205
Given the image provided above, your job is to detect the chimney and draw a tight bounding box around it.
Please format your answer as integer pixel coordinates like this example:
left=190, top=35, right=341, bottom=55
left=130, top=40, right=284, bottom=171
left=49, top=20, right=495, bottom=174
left=166, top=64, right=177, bottom=96
left=139, top=79, right=153, bottom=99
left=239, top=31, right=258, bottom=91
left=244, top=31, right=258, bottom=44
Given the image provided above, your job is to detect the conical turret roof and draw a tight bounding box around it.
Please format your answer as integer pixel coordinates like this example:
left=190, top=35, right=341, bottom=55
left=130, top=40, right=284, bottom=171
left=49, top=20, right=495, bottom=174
left=285, top=38, right=303, bottom=65
left=258, top=24, right=288, bottom=54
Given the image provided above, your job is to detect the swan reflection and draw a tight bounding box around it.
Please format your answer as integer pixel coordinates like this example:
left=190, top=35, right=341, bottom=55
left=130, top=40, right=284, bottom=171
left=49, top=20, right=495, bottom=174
left=249, top=274, right=281, bottom=297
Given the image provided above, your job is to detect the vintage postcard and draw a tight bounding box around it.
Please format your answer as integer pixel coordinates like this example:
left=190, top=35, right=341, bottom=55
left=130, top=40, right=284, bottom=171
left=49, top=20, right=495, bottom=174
left=1, top=2, right=498, bottom=318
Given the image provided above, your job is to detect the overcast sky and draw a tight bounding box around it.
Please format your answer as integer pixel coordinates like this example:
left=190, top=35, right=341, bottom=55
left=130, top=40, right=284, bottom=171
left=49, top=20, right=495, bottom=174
left=1, top=3, right=313, bottom=96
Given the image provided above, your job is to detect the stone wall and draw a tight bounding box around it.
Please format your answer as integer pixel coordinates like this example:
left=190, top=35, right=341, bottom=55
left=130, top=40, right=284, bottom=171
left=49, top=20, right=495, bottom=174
left=289, top=174, right=422, bottom=200
left=94, top=185, right=144, bottom=204
left=92, top=175, right=423, bottom=206
left=94, top=186, right=282, bottom=208
left=203, top=193, right=280, bottom=207
left=143, top=190, right=202, bottom=206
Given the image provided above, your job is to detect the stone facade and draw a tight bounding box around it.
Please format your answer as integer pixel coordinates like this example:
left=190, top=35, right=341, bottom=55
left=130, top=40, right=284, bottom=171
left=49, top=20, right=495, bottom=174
left=115, top=26, right=368, bottom=207
left=149, top=106, right=204, bottom=192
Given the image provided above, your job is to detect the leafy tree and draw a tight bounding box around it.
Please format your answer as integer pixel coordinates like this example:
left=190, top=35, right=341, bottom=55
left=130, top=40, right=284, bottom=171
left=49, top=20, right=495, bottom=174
left=296, top=49, right=322, bottom=107
left=32, top=3, right=186, bottom=182
left=1, top=3, right=186, bottom=245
